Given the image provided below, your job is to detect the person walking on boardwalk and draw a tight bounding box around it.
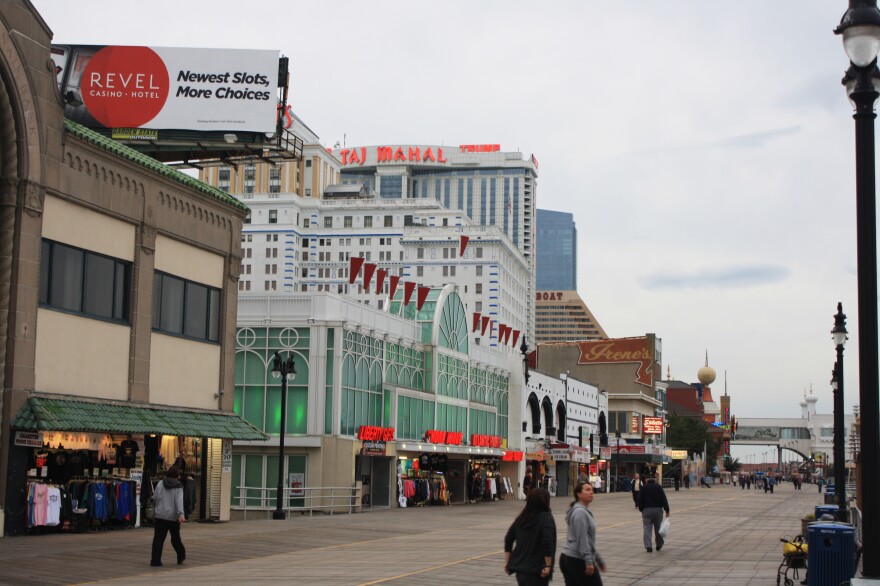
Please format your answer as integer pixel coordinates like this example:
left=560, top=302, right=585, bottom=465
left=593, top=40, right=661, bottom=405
left=560, top=481, right=606, bottom=585
left=638, top=475, right=670, bottom=553
left=150, top=466, right=186, bottom=567
left=631, top=473, right=642, bottom=508
left=504, top=488, right=556, bottom=585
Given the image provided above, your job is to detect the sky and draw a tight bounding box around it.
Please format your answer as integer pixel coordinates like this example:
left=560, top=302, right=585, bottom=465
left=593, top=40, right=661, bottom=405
left=32, top=1, right=867, bottom=460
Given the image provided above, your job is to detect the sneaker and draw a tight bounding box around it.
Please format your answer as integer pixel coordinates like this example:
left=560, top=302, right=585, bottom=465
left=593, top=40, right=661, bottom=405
left=657, top=544, right=663, bottom=551
left=177, top=556, right=185, bottom=565
left=646, top=548, right=652, bottom=552
left=150, top=561, right=162, bottom=567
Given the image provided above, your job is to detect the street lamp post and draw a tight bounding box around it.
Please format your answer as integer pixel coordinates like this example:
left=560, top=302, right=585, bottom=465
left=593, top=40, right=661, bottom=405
left=520, top=335, right=530, bottom=385
left=271, top=350, right=296, bottom=520
left=614, top=430, right=621, bottom=493
left=831, top=303, right=849, bottom=521
left=836, top=2, right=880, bottom=575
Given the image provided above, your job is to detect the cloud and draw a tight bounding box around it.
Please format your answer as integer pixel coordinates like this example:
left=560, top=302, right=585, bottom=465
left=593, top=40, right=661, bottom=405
left=640, top=263, right=790, bottom=290
left=626, top=126, right=802, bottom=157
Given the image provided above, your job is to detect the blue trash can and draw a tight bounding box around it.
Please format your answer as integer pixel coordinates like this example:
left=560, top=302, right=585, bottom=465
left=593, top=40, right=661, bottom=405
left=824, top=487, right=836, bottom=505
left=807, top=522, right=855, bottom=586
left=815, top=505, right=840, bottom=520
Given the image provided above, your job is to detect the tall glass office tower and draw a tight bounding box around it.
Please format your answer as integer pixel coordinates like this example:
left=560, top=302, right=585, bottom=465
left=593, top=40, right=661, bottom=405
left=536, top=209, right=576, bottom=291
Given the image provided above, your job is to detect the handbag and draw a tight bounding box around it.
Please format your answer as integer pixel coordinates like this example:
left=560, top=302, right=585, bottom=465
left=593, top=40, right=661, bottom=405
left=658, top=517, right=670, bottom=538
left=144, top=497, right=155, bottom=522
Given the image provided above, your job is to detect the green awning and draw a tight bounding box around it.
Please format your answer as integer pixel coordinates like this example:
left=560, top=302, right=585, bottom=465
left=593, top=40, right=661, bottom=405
left=12, top=395, right=267, bottom=441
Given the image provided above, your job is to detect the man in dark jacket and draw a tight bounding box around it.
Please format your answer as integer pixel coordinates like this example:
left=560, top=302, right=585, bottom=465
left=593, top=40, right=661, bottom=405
left=638, top=476, right=670, bottom=553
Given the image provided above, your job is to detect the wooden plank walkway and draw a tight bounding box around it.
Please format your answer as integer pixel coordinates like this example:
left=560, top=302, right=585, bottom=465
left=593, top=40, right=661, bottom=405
left=0, top=483, right=828, bottom=585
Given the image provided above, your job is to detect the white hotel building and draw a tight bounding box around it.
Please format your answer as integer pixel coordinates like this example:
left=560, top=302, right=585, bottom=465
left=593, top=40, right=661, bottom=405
left=237, top=190, right=529, bottom=350
left=337, top=144, right=538, bottom=337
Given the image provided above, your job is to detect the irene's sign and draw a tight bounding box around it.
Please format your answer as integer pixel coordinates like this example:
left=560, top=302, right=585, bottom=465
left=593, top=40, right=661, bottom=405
left=576, top=337, right=654, bottom=387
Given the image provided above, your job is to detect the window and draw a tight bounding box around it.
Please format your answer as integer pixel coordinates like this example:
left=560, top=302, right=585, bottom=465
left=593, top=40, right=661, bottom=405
left=324, top=217, right=333, bottom=228
left=417, top=248, right=424, bottom=259
left=40, top=239, right=130, bottom=322
left=344, top=216, right=353, bottom=228
left=404, top=215, right=414, bottom=226
left=450, top=266, right=456, bottom=277
left=475, top=247, right=483, bottom=258
left=417, top=266, right=424, bottom=277
left=364, top=216, right=373, bottom=228
left=476, top=266, right=483, bottom=276
left=384, top=215, right=393, bottom=227
left=442, top=266, right=448, bottom=277
left=152, top=272, right=221, bottom=342
left=476, top=283, right=483, bottom=294
left=269, top=210, right=278, bottom=224
left=303, top=218, right=310, bottom=228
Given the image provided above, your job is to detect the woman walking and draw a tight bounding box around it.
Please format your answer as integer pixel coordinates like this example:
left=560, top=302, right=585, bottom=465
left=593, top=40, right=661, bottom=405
left=560, top=481, right=606, bottom=585
left=504, top=488, right=556, bottom=585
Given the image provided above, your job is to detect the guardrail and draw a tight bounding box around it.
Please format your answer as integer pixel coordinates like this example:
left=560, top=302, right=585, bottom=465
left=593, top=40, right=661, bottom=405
left=232, top=485, right=361, bottom=520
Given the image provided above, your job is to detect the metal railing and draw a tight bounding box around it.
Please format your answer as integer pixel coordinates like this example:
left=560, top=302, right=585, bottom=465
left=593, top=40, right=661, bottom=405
left=232, top=485, right=360, bottom=520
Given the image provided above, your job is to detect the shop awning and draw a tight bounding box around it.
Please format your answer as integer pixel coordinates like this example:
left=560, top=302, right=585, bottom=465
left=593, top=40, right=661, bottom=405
left=12, top=395, right=267, bottom=441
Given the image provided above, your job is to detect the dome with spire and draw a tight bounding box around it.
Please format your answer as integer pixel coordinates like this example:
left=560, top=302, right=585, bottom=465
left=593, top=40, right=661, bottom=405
left=697, top=351, right=716, bottom=386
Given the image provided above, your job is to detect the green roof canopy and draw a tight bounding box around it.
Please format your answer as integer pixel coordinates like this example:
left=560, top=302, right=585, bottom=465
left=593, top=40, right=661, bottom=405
left=13, top=395, right=267, bottom=441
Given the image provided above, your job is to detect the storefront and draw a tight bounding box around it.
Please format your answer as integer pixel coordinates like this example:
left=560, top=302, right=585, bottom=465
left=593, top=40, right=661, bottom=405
left=5, top=394, right=265, bottom=536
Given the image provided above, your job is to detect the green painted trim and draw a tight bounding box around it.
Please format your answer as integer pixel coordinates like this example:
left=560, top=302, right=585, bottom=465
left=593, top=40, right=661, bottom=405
left=63, top=119, right=249, bottom=214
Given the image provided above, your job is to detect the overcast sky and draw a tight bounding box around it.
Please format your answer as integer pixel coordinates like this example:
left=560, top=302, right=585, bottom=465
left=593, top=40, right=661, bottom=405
left=33, top=1, right=866, bottom=460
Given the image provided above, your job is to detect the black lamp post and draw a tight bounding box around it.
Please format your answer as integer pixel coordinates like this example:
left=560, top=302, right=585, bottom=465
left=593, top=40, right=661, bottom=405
left=614, top=430, right=621, bottom=493
left=271, top=350, right=296, bottom=520
left=520, top=335, right=530, bottom=384
left=836, top=2, right=880, bottom=575
left=831, top=303, right=849, bottom=521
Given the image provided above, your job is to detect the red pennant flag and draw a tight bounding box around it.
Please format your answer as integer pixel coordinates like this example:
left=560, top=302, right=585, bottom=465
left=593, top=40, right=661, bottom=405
left=473, top=312, right=481, bottom=333
left=459, top=235, right=470, bottom=256
left=505, top=326, right=513, bottom=344
left=498, top=323, right=507, bottom=341
left=363, top=263, right=377, bottom=292
left=416, top=286, right=430, bottom=310
left=349, top=257, right=365, bottom=284
left=376, top=269, right=387, bottom=294
left=389, top=275, right=401, bottom=300
left=481, top=316, right=490, bottom=336
left=404, top=281, right=416, bottom=305
left=511, top=330, right=520, bottom=347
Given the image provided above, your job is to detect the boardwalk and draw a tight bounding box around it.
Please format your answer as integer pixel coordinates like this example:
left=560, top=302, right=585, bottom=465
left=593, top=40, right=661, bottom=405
left=0, top=482, right=827, bottom=585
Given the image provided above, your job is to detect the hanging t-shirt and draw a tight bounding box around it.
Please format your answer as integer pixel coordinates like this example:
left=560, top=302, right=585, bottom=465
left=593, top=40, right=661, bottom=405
left=47, top=451, right=69, bottom=482
left=67, top=450, right=90, bottom=477
left=117, top=440, right=139, bottom=469
left=46, top=486, right=61, bottom=526
left=32, top=484, right=49, bottom=526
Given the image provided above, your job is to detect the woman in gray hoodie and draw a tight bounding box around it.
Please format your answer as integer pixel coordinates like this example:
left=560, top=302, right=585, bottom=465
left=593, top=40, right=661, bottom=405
left=560, top=481, right=605, bottom=585
left=150, top=466, right=186, bottom=567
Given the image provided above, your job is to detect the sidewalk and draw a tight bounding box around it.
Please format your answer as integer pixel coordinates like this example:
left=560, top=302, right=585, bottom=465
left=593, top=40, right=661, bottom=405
left=0, top=483, right=825, bottom=585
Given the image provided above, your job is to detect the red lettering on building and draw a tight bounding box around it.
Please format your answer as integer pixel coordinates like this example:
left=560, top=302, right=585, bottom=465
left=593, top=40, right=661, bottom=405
left=470, top=434, right=502, bottom=448
left=424, top=430, right=463, bottom=445
left=339, top=146, right=450, bottom=166
left=394, top=147, right=406, bottom=162
left=357, top=426, right=395, bottom=441
left=408, top=147, right=420, bottom=162
left=502, top=451, right=524, bottom=462
left=536, top=291, right=563, bottom=301
left=377, top=146, right=393, bottom=162
left=459, top=144, right=500, bottom=153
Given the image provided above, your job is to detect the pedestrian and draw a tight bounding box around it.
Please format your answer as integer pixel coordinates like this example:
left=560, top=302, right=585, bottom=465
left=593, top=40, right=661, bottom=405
left=683, top=474, right=690, bottom=490
left=638, top=475, right=670, bottom=553
left=150, top=466, right=186, bottom=567
left=522, top=465, right=534, bottom=499
left=673, top=474, right=680, bottom=492
left=560, top=481, right=606, bottom=585
left=746, top=476, right=751, bottom=490
left=818, top=477, right=825, bottom=493
left=504, top=488, right=556, bottom=585
left=769, top=476, right=776, bottom=494
left=631, top=473, right=642, bottom=508
left=700, top=476, right=711, bottom=488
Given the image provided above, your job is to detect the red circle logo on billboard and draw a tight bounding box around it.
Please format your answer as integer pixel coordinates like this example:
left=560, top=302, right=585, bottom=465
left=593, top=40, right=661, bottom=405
left=82, top=46, right=169, bottom=128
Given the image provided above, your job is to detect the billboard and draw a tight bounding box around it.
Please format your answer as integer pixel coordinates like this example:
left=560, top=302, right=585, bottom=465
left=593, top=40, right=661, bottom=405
left=52, top=45, right=279, bottom=133
left=643, top=417, right=664, bottom=434
left=576, top=337, right=654, bottom=387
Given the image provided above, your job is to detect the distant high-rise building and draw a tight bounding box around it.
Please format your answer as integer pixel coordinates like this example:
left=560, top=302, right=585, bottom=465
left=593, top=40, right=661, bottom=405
left=536, top=209, right=576, bottom=291
left=534, top=290, right=607, bottom=343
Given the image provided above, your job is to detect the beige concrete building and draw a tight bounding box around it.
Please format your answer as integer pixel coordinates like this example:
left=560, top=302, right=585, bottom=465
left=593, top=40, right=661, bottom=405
left=0, top=1, right=260, bottom=536
left=534, top=290, right=607, bottom=344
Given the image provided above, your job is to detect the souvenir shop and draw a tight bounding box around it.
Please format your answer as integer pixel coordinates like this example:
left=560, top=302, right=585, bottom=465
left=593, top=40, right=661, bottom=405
left=5, top=396, right=265, bottom=536
left=392, top=433, right=512, bottom=506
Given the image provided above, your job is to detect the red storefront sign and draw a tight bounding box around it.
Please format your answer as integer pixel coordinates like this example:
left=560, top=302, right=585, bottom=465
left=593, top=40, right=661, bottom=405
left=470, top=434, right=502, bottom=448
left=576, top=337, right=654, bottom=387
left=643, top=417, right=664, bottom=434
left=502, top=451, right=524, bottom=462
left=459, top=144, right=500, bottom=153
left=357, top=426, right=395, bottom=441
left=631, top=415, right=640, bottom=434
left=423, top=430, right=463, bottom=445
